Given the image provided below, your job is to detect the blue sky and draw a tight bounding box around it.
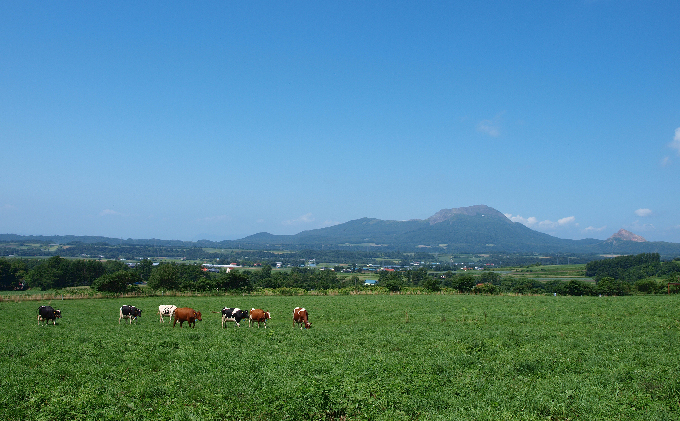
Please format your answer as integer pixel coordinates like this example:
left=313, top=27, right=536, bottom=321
left=2, top=1, right=680, bottom=243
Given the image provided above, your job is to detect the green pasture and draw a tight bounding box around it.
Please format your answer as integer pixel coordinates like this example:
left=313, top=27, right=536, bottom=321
left=1, top=295, right=679, bottom=420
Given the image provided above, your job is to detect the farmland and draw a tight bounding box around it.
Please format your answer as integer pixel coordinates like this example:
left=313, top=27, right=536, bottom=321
left=2, top=294, right=679, bottom=420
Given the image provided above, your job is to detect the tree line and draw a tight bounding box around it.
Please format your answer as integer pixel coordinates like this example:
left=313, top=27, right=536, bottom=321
left=2, top=253, right=679, bottom=296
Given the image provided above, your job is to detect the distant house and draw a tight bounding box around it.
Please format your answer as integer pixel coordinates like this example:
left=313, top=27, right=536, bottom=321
left=364, top=279, right=378, bottom=286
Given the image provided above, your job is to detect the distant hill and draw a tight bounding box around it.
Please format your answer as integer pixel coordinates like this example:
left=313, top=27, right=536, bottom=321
left=3, top=205, right=680, bottom=256
left=237, top=205, right=680, bottom=256
left=608, top=229, right=646, bottom=242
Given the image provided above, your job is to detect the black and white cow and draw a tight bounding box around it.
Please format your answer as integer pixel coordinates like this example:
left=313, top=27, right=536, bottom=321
left=158, top=304, right=177, bottom=323
left=38, top=305, right=61, bottom=325
left=221, top=307, right=249, bottom=328
left=119, top=305, right=142, bottom=324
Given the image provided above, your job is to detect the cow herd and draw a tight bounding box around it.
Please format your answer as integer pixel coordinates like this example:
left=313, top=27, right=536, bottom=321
left=37, top=304, right=311, bottom=329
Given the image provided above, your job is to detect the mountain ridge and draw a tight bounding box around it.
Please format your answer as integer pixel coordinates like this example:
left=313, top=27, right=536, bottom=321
left=2, top=205, right=679, bottom=256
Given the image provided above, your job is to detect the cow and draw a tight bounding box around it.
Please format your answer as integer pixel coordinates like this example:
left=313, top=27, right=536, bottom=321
left=173, top=307, right=202, bottom=328
left=249, top=308, right=271, bottom=328
left=119, top=305, right=142, bottom=324
left=37, top=305, right=61, bottom=326
left=221, top=308, right=249, bottom=328
left=158, top=305, right=177, bottom=323
left=293, top=307, right=311, bottom=329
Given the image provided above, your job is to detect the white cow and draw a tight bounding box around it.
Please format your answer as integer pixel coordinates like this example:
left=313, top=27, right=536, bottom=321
left=158, top=305, right=177, bottom=323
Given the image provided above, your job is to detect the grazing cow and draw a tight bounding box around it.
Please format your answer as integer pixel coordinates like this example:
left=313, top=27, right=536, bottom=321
left=119, top=305, right=142, bottom=324
left=158, top=305, right=177, bottom=323
left=37, top=305, right=61, bottom=326
left=293, top=307, right=311, bottom=329
left=173, top=307, right=202, bottom=328
left=249, top=308, right=271, bottom=328
left=221, top=308, right=249, bottom=328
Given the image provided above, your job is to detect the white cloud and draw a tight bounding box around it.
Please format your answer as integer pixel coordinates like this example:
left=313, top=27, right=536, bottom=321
left=634, top=208, right=652, bottom=217
left=661, top=156, right=670, bottom=167
left=557, top=216, right=576, bottom=226
left=669, top=127, right=680, bottom=155
left=504, top=213, right=576, bottom=229
left=282, top=213, right=315, bottom=226
left=584, top=225, right=607, bottom=233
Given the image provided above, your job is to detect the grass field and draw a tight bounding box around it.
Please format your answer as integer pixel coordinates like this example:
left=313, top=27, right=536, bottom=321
left=1, top=294, right=679, bottom=420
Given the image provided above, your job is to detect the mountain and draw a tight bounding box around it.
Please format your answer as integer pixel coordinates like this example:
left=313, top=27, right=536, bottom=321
left=3, top=205, right=680, bottom=256
left=237, top=205, right=680, bottom=256
left=237, top=205, right=595, bottom=252
left=608, top=229, right=646, bottom=242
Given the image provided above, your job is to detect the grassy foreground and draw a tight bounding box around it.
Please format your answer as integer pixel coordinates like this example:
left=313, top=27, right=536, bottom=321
left=1, top=294, right=679, bottom=420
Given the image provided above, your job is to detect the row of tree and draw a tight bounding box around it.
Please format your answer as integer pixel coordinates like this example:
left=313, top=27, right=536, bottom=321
left=585, top=253, right=680, bottom=282
left=2, top=255, right=678, bottom=295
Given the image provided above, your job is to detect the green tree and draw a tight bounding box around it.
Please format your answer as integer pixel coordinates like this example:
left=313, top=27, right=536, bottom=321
left=177, top=264, right=205, bottom=290
left=408, top=267, right=429, bottom=286
left=92, top=271, right=141, bottom=294
left=0, top=258, right=27, bottom=290
left=479, top=271, right=501, bottom=285
left=380, top=271, right=403, bottom=292
left=561, top=280, right=595, bottom=296
left=218, top=270, right=252, bottom=292
left=633, top=279, right=662, bottom=294
left=450, top=274, right=476, bottom=293
left=103, top=259, right=129, bottom=274
left=26, top=256, right=69, bottom=290
left=596, top=276, right=628, bottom=296
left=134, top=259, right=154, bottom=282
left=421, top=276, right=441, bottom=292
left=147, top=263, right=180, bottom=291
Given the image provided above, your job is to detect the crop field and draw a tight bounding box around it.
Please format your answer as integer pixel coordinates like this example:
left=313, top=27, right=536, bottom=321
left=1, top=294, right=679, bottom=420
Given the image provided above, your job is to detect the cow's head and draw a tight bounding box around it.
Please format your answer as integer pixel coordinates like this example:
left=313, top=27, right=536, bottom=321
left=55, top=310, right=62, bottom=318
left=194, top=311, right=202, bottom=321
left=304, top=321, right=311, bottom=329
left=265, top=311, right=271, bottom=320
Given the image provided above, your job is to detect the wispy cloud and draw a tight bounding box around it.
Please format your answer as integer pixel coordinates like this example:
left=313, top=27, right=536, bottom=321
left=670, top=127, right=680, bottom=155
left=99, top=209, right=122, bottom=217
left=282, top=213, right=315, bottom=226
left=661, top=156, right=670, bottom=167
left=477, top=111, right=505, bottom=138
left=634, top=208, right=652, bottom=217
left=477, top=120, right=500, bottom=137
left=584, top=225, right=607, bottom=234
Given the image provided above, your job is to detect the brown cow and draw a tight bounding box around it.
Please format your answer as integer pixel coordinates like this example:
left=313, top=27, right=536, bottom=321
left=249, top=308, right=271, bottom=328
left=173, top=307, right=202, bottom=328
left=293, top=307, right=311, bottom=329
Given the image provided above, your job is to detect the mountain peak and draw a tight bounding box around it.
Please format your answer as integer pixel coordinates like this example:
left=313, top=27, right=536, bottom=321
left=608, top=229, right=646, bottom=242
left=427, top=205, right=508, bottom=225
